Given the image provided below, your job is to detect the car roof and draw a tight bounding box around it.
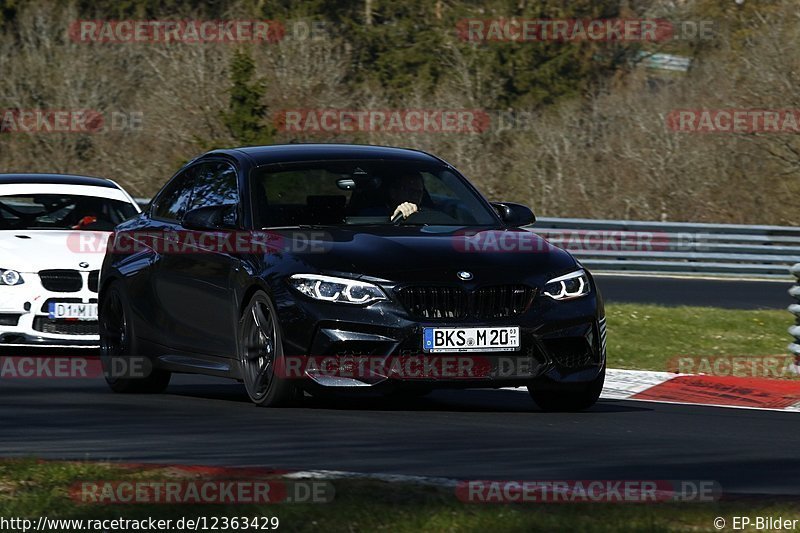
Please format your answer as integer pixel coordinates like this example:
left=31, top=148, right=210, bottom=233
left=0, top=173, right=119, bottom=189
left=209, top=143, right=445, bottom=167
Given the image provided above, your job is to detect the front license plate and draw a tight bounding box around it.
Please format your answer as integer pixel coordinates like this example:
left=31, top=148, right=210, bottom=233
left=48, top=302, right=98, bottom=321
left=423, top=326, right=520, bottom=353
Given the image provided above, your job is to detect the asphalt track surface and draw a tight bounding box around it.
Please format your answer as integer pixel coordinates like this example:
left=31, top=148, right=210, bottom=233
left=1, top=274, right=798, bottom=498
left=1, top=373, right=799, bottom=496
left=594, top=274, right=793, bottom=310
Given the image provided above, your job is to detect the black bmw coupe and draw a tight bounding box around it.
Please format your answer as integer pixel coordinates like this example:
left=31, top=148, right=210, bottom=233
left=99, top=144, right=606, bottom=410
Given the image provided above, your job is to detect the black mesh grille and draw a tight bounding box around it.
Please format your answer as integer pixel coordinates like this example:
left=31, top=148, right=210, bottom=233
left=88, top=270, right=100, bottom=292
left=396, top=286, right=467, bottom=319
left=397, top=285, right=534, bottom=320
left=38, top=270, right=82, bottom=293
left=553, top=351, right=594, bottom=368
left=32, top=317, right=98, bottom=336
left=472, top=285, right=535, bottom=319
left=542, top=337, right=594, bottom=368
left=0, top=314, right=20, bottom=326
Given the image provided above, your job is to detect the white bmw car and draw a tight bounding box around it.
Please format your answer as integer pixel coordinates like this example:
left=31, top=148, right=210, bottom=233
left=0, top=174, right=140, bottom=347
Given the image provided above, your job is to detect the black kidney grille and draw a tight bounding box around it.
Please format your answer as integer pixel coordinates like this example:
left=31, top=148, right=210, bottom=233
left=397, top=285, right=534, bottom=320
left=396, top=286, right=467, bottom=319
left=88, top=270, right=100, bottom=292
left=38, top=270, right=82, bottom=293
left=472, top=285, right=535, bottom=319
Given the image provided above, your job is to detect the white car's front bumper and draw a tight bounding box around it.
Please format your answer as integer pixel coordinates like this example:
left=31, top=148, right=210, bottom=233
left=0, top=270, right=99, bottom=348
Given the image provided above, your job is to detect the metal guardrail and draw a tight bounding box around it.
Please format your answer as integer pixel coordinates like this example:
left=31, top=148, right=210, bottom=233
left=789, top=264, right=800, bottom=370
left=528, top=217, right=800, bottom=279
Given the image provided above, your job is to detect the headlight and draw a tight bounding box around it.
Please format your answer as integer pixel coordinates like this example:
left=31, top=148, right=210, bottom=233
left=288, top=274, right=387, bottom=305
left=543, top=270, right=590, bottom=301
left=0, top=269, right=23, bottom=286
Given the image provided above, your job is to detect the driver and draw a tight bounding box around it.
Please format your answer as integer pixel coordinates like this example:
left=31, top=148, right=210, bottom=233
left=68, top=197, right=106, bottom=229
left=384, top=171, right=425, bottom=221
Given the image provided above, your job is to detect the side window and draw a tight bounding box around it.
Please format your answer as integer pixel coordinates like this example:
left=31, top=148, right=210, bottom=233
left=151, top=168, right=194, bottom=221
left=188, top=161, right=239, bottom=226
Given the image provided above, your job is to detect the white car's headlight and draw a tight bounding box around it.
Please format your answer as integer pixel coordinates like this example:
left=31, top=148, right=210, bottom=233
left=0, top=269, right=24, bottom=286
left=288, top=274, right=387, bottom=305
left=543, top=270, right=590, bottom=301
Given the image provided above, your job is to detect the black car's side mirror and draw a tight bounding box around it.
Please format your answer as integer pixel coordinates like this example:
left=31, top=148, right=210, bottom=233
left=181, top=204, right=236, bottom=231
left=492, top=202, right=536, bottom=227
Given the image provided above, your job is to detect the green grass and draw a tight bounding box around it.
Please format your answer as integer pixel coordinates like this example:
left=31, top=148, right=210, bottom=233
left=1, top=459, right=799, bottom=532
left=605, top=304, right=792, bottom=373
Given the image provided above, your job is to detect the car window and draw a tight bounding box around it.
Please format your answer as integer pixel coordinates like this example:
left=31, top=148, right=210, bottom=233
left=151, top=168, right=194, bottom=222
left=189, top=162, right=238, bottom=210
left=188, top=161, right=239, bottom=227
left=0, top=194, right=137, bottom=231
left=251, top=161, right=498, bottom=228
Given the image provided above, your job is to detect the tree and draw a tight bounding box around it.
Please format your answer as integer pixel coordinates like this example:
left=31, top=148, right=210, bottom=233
left=223, top=47, right=274, bottom=146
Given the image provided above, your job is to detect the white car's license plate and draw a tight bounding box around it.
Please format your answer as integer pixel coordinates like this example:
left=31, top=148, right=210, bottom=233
left=423, top=326, right=520, bottom=353
left=48, top=302, right=98, bottom=321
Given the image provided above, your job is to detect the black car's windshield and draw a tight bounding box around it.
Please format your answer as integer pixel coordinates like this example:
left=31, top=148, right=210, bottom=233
left=250, top=160, right=499, bottom=228
left=0, top=194, right=137, bottom=231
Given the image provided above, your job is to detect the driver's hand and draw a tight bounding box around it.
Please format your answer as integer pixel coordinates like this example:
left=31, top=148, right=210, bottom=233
left=72, top=215, right=98, bottom=229
left=391, top=202, right=418, bottom=221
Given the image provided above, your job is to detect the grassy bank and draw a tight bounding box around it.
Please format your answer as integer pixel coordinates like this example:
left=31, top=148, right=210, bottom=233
left=605, top=304, right=791, bottom=373
left=1, top=459, right=799, bottom=532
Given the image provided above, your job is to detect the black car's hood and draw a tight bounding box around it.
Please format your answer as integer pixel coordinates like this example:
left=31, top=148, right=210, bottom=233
left=274, top=225, right=579, bottom=283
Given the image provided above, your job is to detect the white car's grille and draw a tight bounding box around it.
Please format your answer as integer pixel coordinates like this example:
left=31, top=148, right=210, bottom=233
left=0, top=314, right=20, bottom=326
left=38, top=269, right=82, bottom=292
left=32, top=317, right=98, bottom=336
left=88, top=270, right=100, bottom=292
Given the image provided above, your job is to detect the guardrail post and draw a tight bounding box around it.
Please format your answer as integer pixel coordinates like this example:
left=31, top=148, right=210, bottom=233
left=789, top=263, right=800, bottom=375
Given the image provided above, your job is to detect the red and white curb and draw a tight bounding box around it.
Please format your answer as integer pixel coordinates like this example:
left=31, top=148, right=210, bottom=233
left=509, top=369, right=800, bottom=412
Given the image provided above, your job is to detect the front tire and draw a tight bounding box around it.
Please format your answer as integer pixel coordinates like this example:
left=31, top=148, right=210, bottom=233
left=99, top=283, right=171, bottom=393
left=238, top=291, right=299, bottom=407
left=528, top=367, right=605, bottom=412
